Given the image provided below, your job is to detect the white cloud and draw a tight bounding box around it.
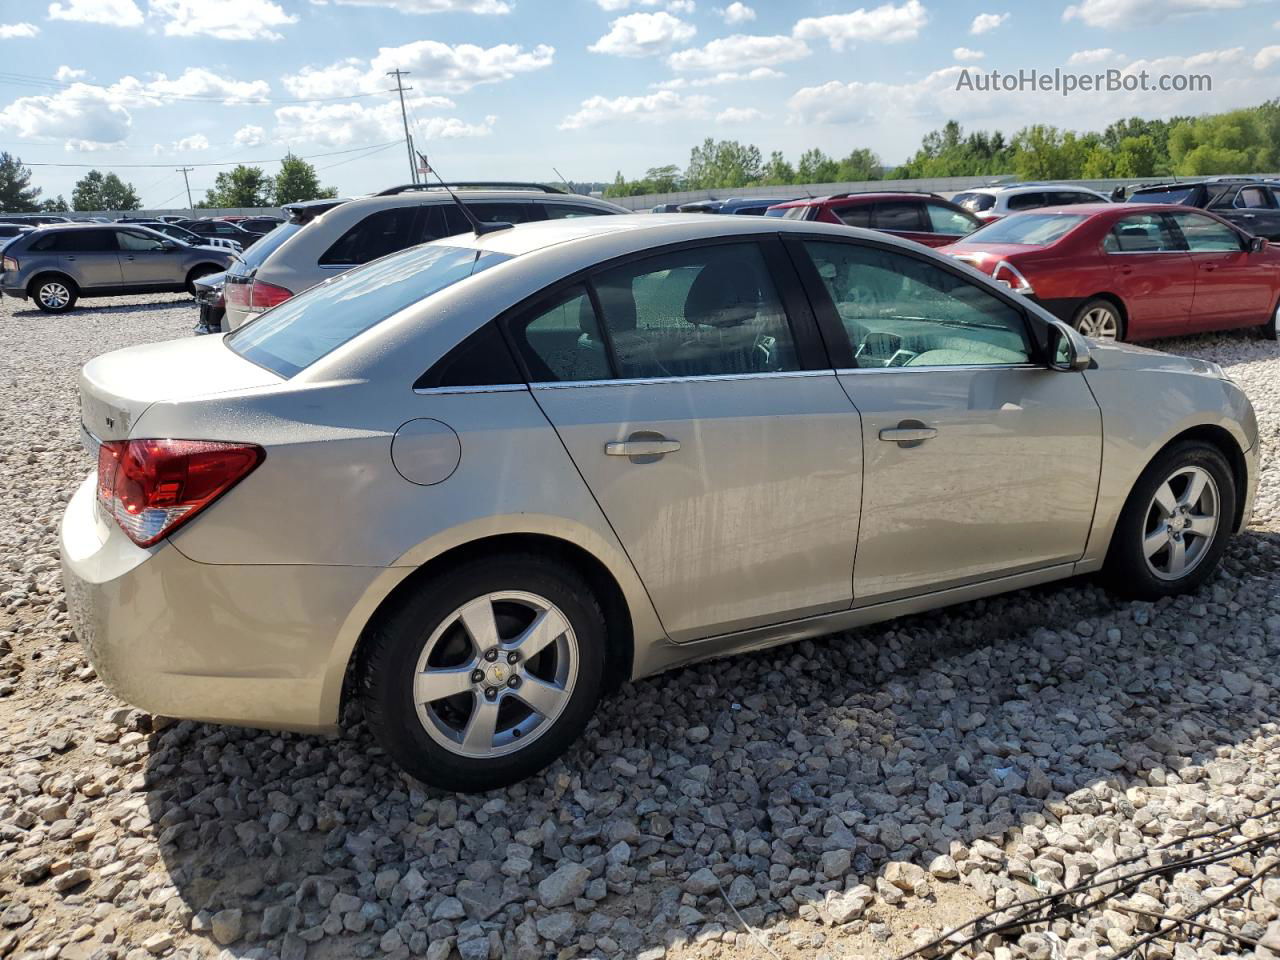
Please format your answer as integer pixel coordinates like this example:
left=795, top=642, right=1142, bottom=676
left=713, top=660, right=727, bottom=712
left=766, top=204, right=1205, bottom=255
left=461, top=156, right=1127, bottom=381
left=559, top=90, right=712, bottom=130
left=233, top=124, right=267, bottom=147
left=46, top=0, right=143, bottom=26
left=718, top=2, right=754, bottom=24
left=54, top=65, right=86, bottom=79
left=968, top=11, right=1008, bottom=34
left=595, top=0, right=696, bottom=9
left=715, top=106, right=766, bottom=123
left=150, top=0, right=298, bottom=40
left=653, top=65, right=783, bottom=88
left=1067, top=47, right=1122, bottom=64
left=0, top=22, right=39, bottom=38
left=0, top=85, right=132, bottom=148
left=953, top=47, right=984, bottom=61
left=154, top=133, right=210, bottom=153
left=138, top=68, right=271, bottom=104
left=668, top=34, right=809, bottom=70
left=1255, top=45, right=1280, bottom=69
left=589, top=11, right=695, bottom=57
left=284, top=41, right=555, bottom=98
left=272, top=99, right=493, bottom=146
left=1063, top=0, right=1242, bottom=28
left=793, top=0, right=928, bottom=51
left=319, top=0, right=510, bottom=12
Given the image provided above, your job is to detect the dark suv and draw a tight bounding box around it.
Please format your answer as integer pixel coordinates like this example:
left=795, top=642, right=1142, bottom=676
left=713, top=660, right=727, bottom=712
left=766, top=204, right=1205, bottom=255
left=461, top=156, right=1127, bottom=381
left=765, top=192, right=982, bottom=247
left=1, top=224, right=232, bottom=312
left=1126, top=179, right=1280, bottom=240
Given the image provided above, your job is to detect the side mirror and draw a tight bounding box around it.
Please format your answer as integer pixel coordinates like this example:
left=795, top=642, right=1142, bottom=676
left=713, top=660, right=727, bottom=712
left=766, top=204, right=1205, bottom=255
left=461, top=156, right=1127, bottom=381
left=1250, top=235, right=1267, bottom=253
left=161, top=240, right=178, bottom=252
left=1049, top=320, right=1092, bottom=372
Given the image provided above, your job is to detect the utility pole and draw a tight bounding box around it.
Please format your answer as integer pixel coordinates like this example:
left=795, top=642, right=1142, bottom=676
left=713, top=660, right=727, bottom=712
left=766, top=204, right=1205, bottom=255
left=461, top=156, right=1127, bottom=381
left=175, top=167, right=194, bottom=213
left=386, top=69, right=417, bottom=185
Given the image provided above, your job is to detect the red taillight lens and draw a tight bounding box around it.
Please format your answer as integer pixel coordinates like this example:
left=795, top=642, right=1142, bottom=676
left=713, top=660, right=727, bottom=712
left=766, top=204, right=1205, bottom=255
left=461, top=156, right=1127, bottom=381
left=248, top=280, right=292, bottom=312
left=96, top=439, right=264, bottom=547
left=991, top=260, right=1035, bottom=295
left=2, top=256, right=17, bottom=273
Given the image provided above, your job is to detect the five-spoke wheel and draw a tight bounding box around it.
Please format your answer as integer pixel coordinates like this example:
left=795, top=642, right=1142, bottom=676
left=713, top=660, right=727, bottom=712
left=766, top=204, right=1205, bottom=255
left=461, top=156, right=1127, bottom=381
left=1142, top=466, right=1219, bottom=581
left=1073, top=298, right=1122, bottom=341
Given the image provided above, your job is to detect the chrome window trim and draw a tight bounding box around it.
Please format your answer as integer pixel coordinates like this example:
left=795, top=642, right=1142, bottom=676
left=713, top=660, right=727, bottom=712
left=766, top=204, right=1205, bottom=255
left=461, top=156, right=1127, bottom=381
left=530, top=369, right=836, bottom=390
left=413, top=383, right=528, bottom=396
left=836, top=363, right=1042, bottom=374
left=1103, top=249, right=1188, bottom=256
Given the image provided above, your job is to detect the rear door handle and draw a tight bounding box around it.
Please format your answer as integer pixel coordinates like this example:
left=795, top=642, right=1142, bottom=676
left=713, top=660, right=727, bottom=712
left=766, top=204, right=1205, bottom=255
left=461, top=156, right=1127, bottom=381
left=880, top=422, right=937, bottom=447
left=605, top=438, right=681, bottom=457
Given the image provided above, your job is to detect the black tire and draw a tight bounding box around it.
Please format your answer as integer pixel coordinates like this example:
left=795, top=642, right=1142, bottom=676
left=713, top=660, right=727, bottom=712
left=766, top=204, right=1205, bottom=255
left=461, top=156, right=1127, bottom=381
left=29, top=274, right=78, bottom=313
left=1072, top=298, right=1125, bottom=341
left=358, top=553, right=606, bottom=793
left=185, top=265, right=221, bottom=296
left=1103, top=441, right=1236, bottom=600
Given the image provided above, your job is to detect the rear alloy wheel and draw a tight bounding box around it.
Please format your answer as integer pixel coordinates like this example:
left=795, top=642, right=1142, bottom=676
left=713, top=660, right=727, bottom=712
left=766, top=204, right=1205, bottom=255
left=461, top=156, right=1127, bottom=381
left=1104, top=441, right=1235, bottom=599
left=358, top=554, right=605, bottom=792
left=32, top=277, right=77, bottom=313
left=1073, top=299, right=1123, bottom=341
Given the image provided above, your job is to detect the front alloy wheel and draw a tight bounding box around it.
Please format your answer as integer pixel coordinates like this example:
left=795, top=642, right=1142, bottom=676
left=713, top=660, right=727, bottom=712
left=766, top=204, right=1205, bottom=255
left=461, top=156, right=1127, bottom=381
left=1141, top=466, right=1219, bottom=581
left=1074, top=300, right=1121, bottom=341
left=34, top=279, right=76, bottom=313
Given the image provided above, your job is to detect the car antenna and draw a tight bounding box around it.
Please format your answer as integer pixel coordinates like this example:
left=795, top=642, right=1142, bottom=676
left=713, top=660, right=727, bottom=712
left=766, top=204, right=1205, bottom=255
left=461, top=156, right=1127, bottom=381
left=416, top=151, right=512, bottom=236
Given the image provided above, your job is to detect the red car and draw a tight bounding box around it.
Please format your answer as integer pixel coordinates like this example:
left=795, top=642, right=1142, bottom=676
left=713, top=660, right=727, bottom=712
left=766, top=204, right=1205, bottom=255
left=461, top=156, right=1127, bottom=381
left=766, top=192, right=982, bottom=248
left=937, top=203, right=1280, bottom=341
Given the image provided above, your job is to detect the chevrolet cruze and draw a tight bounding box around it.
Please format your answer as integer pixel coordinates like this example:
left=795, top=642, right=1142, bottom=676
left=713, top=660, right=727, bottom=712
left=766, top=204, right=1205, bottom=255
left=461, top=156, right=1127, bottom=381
left=61, top=214, right=1258, bottom=792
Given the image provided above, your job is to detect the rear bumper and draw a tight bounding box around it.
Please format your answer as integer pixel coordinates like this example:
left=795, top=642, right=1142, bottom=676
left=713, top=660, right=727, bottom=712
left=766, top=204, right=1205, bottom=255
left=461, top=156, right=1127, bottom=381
left=2, top=284, right=27, bottom=299
left=60, top=475, right=384, bottom=733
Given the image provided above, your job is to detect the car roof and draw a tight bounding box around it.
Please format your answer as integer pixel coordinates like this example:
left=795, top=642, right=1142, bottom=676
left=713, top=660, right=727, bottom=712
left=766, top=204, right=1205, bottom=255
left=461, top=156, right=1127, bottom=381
left=965, top=184, right=1104, bottom=196
left=337, top=189, right=628, bottom=214
left=1007, top=202, right=1208, bottom=218
left=769, top=192, right=942, bottom=209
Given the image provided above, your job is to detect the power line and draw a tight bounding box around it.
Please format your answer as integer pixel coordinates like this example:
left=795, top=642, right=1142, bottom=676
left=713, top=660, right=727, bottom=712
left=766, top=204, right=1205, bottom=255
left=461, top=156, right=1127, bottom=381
left=0, top=70, right=389, bottom=106
left=386, top=69, right=418, bottom=185
left=18, top=140, right=401, bottom=169
left=315, top=141, right=401, bottom=172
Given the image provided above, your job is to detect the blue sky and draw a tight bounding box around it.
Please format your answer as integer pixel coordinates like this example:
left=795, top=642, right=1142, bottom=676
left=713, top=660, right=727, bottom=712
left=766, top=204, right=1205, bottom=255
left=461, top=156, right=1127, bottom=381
left=0, top=0, right=1277, bottom=205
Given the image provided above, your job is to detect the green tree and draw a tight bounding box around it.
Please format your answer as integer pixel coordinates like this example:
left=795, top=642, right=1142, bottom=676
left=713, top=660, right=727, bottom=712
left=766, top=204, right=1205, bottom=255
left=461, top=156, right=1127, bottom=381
left=0, top=152, right=41, bottom=212
left=40, top=195, right=69, bottom=213
left=835, top=148, right=881, bottom=182
left=685, top=138, right=763, bottom=189
left=759, top=151, right=795, bottom=185
left=71, top=170, right=141, bottom=211
left=796, top=148, right=839, bottom=184
left=201, top=165, right=274, bottom=208
left=274, top=153, right=337, bottom=204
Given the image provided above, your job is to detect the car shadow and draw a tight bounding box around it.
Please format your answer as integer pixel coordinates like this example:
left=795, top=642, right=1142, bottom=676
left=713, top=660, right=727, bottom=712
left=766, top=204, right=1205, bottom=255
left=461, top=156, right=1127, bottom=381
left=1, top=297, right=195, bottom=318
left=140, top=528, right=1280, bottom=959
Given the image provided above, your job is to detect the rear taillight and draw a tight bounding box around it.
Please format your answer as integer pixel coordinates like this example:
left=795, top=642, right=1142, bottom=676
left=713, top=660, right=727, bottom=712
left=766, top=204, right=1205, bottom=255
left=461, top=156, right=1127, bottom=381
left=96, top=439, right=264, bottom=547
left=2, top=256, right=16, bottom=273
left=248, top=280, right=292, bottom=312
left=224, top=281, right=250, bottom=308
left=991, top=260, right=1035, bottom=295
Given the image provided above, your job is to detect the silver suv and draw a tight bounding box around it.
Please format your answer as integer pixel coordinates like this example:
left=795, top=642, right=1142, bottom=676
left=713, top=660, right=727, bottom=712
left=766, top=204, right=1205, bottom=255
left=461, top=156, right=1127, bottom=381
left=1, top=224, right=232, bottom=313
left=222, top=183, right=628, bottom=330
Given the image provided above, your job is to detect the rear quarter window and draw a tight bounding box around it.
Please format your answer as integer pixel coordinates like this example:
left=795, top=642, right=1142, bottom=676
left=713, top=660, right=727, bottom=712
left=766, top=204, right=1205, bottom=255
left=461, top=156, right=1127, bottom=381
left=319, top=207, right=419, bottom=266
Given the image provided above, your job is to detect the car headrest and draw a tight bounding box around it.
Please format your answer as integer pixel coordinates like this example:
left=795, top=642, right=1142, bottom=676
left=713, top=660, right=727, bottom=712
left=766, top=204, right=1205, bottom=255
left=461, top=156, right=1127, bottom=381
left=684, top=255, right=761, bottom=328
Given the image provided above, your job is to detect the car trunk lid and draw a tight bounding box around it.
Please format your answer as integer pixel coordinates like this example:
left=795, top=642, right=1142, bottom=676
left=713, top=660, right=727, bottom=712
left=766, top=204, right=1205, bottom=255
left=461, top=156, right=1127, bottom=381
left=80, top=335, right=281, bottom=444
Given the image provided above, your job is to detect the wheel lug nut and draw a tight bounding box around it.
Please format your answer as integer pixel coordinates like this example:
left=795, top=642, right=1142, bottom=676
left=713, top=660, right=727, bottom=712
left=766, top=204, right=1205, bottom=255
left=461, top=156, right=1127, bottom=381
left=508, top=676, right=521, bottom=689
left=507, top=651, right=519, bottom=665
left=485, top=687, right=498, bottom=701
left=470, top=669, right=484, bottom=684
left=484, top=649, right=498, bottom=662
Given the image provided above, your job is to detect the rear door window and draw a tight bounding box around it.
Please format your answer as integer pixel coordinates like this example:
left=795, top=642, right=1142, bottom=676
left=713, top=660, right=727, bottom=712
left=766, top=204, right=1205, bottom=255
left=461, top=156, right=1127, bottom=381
left=542, top=203, right=611, bottom=220
left=419, top=204, right=471, bottom=242
left=319, top=207, right=421, bottom=266
left=1103, top=213, right=1184, bottom=253
left=924, top=202, right=977, bottom=236
left=1007, top=192, right=1048, bottom=211
left=467, top=202, right=542, bottom=224
left=1236, top=187, right=1272, bottom=209
left=831, top=204, right=871, bottom=227
left=872, top=201, right=926, bottom=232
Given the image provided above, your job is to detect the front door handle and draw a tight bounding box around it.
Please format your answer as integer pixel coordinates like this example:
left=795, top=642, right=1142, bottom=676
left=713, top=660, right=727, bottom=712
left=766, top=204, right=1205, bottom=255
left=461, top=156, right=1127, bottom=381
left=880, top=421, right=937, bottom=448
left=605, top=431, right=680, bottom=463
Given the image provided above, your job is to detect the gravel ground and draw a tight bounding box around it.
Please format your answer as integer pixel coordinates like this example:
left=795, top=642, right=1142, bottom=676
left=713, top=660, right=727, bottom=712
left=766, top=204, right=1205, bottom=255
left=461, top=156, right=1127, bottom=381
left=2, top=294, right=1280, bottom=960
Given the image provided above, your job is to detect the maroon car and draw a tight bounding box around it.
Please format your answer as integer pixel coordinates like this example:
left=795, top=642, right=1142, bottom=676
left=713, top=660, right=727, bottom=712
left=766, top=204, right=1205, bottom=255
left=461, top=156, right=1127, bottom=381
left=938, top=203, right=1280, bottom=341
left=766, top=192, right=982, bottom=248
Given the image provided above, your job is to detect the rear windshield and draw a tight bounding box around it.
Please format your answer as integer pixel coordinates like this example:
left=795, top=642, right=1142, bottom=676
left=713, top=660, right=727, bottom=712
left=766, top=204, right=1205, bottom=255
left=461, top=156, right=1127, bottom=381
left=780, top=206, right=809, bottom=220
left=1131, top=187, right=1196, bottom=204
left=962, top=213, right=1087, bottom=246
left=763, top=207, right=787, bottom=218
left=237, top=221, right=303, bottom=270
left=951, top=192, right=996, bottom=212
left=227, top=244, right=512, bottom=377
